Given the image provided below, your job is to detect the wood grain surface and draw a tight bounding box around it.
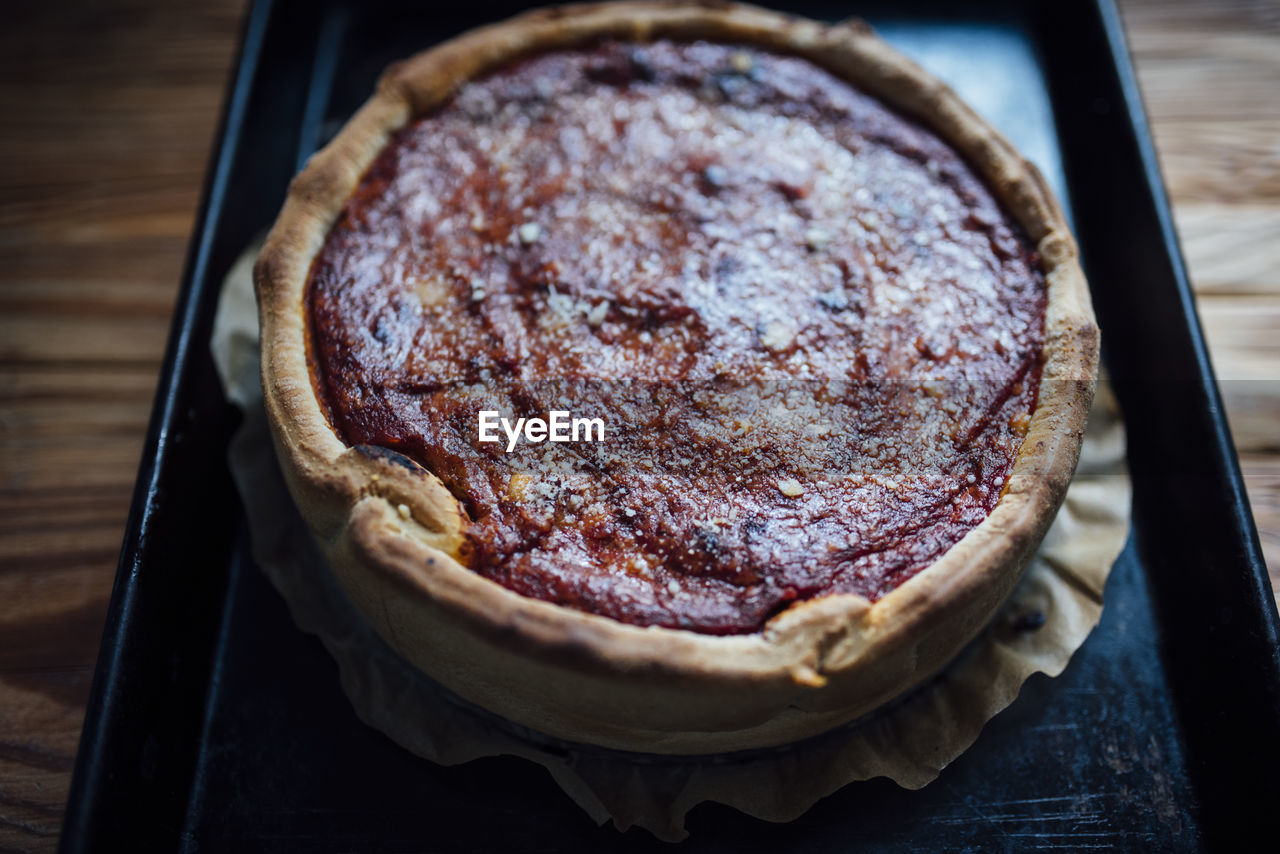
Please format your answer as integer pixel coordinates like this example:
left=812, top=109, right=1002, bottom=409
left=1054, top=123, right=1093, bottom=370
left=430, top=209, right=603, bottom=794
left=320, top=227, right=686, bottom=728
left=0, top=0, right=1276, bottom=849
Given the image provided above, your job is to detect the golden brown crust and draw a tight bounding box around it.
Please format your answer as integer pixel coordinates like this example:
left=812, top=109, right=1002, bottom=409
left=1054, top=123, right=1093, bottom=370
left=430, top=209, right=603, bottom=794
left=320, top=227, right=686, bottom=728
left=255, top=1, right=1098, bottom=753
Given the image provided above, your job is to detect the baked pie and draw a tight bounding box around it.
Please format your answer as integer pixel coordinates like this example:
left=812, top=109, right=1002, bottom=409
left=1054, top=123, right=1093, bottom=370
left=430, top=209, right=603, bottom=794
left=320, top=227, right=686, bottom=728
left=257, top=1, right=1097, bottom=753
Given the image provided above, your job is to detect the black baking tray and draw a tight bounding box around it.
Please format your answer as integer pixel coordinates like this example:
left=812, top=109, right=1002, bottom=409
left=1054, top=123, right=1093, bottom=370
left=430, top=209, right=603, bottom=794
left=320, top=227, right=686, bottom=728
left=60, top=0, right=1280, bottom=850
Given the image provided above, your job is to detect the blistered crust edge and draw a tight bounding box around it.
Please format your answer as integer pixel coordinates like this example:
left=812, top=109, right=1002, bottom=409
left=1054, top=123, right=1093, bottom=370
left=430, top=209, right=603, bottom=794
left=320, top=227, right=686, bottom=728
left=255, top=0, right=1098, bottom=754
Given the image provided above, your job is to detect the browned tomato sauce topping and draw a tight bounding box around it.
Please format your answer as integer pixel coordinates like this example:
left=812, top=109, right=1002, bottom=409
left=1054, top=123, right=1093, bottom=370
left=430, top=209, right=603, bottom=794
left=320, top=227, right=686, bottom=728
left=307, top=41, right=1046, bottom=635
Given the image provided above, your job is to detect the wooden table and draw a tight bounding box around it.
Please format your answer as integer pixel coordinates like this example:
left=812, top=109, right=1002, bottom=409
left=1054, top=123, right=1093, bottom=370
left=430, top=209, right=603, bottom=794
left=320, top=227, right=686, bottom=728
left=1, top=0, right=1275, bottom=848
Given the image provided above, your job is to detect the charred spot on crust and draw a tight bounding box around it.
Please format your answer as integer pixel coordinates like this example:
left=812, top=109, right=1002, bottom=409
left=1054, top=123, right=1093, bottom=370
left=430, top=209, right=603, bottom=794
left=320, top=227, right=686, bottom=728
left=354, top=444, right=429, bottom=474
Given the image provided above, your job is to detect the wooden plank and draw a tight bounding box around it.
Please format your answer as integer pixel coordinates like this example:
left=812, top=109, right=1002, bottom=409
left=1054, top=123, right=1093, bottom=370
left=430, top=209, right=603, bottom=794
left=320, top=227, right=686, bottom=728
left=1121, top=0, right=1280, bottom=600
left=1151, top=122, right=1280, bottom=204
left=1175, top=205, right=1280, bottom=295
left=0, top=2, right=246, bottom=850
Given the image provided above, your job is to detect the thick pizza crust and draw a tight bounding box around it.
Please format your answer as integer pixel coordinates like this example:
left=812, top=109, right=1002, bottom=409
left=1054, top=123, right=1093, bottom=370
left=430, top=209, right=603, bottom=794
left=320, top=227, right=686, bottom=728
left=255, top=1, right=1098, bottom=754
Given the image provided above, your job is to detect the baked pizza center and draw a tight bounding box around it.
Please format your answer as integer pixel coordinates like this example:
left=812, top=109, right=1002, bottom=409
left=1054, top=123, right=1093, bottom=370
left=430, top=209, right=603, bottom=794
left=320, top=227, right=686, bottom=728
left=306, top=41, right=1046, bottom=635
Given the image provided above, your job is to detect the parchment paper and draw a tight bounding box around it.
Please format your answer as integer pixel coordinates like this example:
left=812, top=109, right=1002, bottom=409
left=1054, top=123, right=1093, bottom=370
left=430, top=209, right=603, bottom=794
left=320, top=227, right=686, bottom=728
left=212, top=242, right=1131, bottom=842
